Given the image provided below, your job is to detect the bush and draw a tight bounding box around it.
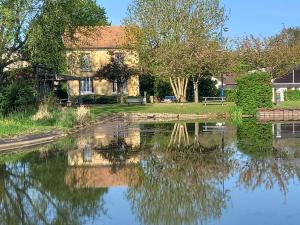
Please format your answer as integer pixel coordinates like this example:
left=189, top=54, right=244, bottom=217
left=76, top=106, right=91, bottom=126
left=224, top=89, right=237, bottom=102
left=236, top=72, right=272, bottom=115
left=76, top=95, right=117, bottom=104
left=55, top=83, right=68, bottom=99
left=0, top=82, right=37, bottom=116
left=154, top=78, right=173, bottom=100
left=284, top=90, right=300, bottom=101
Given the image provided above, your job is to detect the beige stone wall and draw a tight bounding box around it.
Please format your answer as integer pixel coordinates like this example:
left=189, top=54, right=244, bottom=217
left=66, top=49, right=139, bottom=97
left=128, top=75, right=140, bottom=96
left=93, top=78, right=113, bottom=95
left=68, top=80, right=79, bottom=96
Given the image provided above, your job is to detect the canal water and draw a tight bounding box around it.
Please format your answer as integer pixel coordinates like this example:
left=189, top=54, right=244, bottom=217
left=1, top=120, right=300, bottom=225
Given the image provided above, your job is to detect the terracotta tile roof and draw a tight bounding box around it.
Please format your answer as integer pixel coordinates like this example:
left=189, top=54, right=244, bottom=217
left=65, top=26, right=127, bottom=49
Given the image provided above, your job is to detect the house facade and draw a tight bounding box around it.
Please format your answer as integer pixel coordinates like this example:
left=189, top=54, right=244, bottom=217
left=272, top=65, right=300, bottom=103
left=65, top=26, right=139, bottom=97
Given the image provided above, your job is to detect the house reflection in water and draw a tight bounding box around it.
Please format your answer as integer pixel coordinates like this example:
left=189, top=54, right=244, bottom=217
left=65, top=122, right=141, bottom=188
left=273, top=123, right=300, bottom=156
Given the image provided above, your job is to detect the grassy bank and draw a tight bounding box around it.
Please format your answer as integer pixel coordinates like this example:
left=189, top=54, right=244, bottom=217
left=0, top=113, right=53, bottom=138
left=91, top=102, right=235, bottom=116
left=275, top=101, right=300, bottom=109
left=0, top=105, right=93, bottom=139
left=0, top=102, right=235, bottom=139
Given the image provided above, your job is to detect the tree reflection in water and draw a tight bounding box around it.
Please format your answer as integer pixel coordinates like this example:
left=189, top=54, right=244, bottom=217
left=237, top=119, right=300, bottom=196
left=0, top=140, right=107, bottom=225
left=126, top=123, right=236, bottom=225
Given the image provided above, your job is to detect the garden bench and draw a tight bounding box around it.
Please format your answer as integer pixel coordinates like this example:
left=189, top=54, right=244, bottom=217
left=126, top=97, right=145, bottom=105
left=57, top=98, right=68, bottom=105
left=203, top=97, right=226, bottom=106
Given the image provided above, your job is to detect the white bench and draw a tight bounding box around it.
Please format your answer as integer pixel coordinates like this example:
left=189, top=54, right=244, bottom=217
left=203, top=97, right=226, bottom=106
left=126, top=98, right=145, bottom=105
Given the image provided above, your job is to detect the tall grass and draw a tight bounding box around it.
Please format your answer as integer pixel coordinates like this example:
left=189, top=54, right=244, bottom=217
left=0, top=101, right=93, bottom=138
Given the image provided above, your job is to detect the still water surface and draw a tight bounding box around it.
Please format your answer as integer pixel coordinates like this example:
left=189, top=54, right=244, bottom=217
left=1, top=120, right=300, bottom=225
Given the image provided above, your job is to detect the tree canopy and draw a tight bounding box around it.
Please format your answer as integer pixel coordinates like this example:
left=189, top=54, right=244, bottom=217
left=124, top=0, right=227, bottom=102
left=235, top=27, right=300, bottom=77
left=0, top=0, right=108, bottom=84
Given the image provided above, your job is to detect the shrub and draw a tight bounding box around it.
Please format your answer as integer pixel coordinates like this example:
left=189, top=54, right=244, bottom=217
left=32, top=104, right=51, bottom=121
left=76, top=95, right=117, bottom=104
left=284, top=90, right=300, bottom=101
left=224, top=89, right=237, bottom=102
left=55, top=83, right=68, bottom=99
left=76, top=106, right=91, bottom=126
left=236, top=72, right=272, bottom=115
left=0, top=82, right=37, bottom=116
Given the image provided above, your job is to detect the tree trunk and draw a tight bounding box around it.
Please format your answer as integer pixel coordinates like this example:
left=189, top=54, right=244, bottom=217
left=169, top=77, right=188, bottom=102
left=193, top=79, right=199, bottom=103
left=118, top=83, right=125, bottom=104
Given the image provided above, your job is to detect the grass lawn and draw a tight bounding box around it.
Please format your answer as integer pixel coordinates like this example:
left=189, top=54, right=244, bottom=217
left=0, top=115, right=54, bottom=139
left=91, top=102, right=235, bottom=116
left=275, top=101, right=300, bottom=109
left=0, top=102, right=235, bottom=139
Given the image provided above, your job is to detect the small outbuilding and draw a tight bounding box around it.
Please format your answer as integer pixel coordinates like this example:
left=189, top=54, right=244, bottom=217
left=272, top=65, right=300, bottom=103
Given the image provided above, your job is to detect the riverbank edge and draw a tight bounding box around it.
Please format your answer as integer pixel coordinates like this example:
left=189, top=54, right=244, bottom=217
left=0, top=114, right=119, bottom=153
left=0, top=111, right=247, bottom=152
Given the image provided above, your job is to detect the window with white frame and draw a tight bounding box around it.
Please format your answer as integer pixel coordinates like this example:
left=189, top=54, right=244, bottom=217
left=80, top=53, right=91, bottom=71
left=80, top=77, right=93, bottom=94
left=112, top=79, right=128, bottom=94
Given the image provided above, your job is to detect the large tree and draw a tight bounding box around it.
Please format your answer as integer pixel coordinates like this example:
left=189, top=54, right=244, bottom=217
left=236, top=27, right=300, bottom=77
left=124, top=0, right=226, bottom=102
left=0, top=0, right=108, bottom=84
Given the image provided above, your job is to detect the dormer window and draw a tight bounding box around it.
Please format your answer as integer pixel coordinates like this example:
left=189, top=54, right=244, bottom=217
left=80, top=53, right=91, bottom=71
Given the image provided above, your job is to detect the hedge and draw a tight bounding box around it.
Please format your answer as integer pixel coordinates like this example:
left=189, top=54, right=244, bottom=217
left=284, top=90, right=300, bottom=101
left=76, top=95, right=118, bottom=104
left=224, top=89, right=237, bottom=102
left=0, top=82, right=37, bottom=116
left=236, top=72, right=272, bottom=115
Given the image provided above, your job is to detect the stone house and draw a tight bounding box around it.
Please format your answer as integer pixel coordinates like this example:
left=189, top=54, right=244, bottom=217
left=64, top=26, right=139, bottom=97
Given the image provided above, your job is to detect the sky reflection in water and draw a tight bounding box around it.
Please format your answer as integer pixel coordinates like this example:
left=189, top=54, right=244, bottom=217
left=1, top=120, right=300, bottom=225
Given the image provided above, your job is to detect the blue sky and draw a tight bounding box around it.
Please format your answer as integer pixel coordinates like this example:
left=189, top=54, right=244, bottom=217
left=98, top=0, right=300, bottom=38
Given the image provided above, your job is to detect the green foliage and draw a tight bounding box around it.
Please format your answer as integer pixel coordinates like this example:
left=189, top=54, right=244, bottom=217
left=154, top=78, right=173, bottom=100
left=26, top=0, right=108, bottom=73
left=139, top=75, right=155, bottom=96
left=55, top=83, right=68, bottom=99
left=284, top=90, right=300, bottom=101
left=0, top=81, right=37, bottom=116
left=77, top=95, right=118, bottom=104
left=229, top=106, right=243, bottom=124
left=236, top=72, right=272, bottom=115
left=224, top=89, right=237, bottom=102
left=237, top=119, right=273, bottom=159
left=0, top=0, right=108, bottom=83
